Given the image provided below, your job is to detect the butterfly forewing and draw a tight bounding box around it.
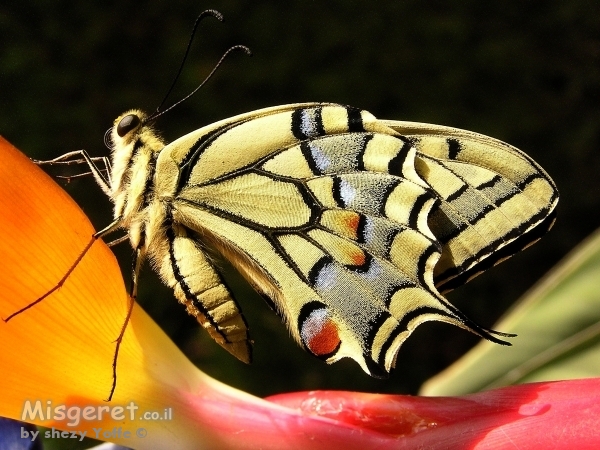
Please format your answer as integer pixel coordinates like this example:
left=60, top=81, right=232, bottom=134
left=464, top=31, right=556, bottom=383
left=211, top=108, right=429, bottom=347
left=381, top=120, right=558, bottom=293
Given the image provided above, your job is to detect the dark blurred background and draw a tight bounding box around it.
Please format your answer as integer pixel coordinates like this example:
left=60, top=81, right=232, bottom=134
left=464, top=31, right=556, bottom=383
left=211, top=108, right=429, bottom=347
left=1, top=0, right=599, bottom=396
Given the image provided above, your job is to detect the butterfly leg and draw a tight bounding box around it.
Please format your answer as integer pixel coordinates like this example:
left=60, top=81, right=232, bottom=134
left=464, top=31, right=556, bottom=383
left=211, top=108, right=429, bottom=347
left=3, top=218, right=123, bottom=322
left=34, top=150, right=112, bottom=195
left=159, top=222, right=252, bottom=363
left=104, top=243, right=141, bottom=402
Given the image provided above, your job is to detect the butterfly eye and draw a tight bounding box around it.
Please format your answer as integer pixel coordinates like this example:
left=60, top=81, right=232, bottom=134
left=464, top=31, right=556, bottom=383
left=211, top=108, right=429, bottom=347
left=116, top=114, right=141, bottom=137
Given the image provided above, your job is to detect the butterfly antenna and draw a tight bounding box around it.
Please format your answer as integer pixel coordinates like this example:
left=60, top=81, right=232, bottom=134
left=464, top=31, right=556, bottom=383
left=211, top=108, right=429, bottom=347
left=147, top=44, right=252, bottom=122
left=154, top=9, right=224, bottom=114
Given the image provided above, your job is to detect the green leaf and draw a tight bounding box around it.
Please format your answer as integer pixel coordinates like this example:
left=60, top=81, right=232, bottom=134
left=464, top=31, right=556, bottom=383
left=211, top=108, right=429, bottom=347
left=420, top=228, right=600, bottom=396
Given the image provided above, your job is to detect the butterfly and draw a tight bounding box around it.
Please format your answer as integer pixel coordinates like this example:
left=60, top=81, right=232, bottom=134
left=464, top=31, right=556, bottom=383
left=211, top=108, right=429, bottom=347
left=39, top=102, right=558, bottom=381
left=15, top=10, right=557, bottom=401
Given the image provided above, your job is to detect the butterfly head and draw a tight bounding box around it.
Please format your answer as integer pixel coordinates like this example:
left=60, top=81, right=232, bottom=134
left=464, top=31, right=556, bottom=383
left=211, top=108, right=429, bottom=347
left=107, top=109, right=165, bottom=156
left=106, top=109, right=149, bottom=150
left=105, top=109, right=165, bottom=208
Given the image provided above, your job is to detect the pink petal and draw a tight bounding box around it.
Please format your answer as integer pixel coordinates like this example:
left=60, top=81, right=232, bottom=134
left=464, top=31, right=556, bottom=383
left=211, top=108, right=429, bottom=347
left=267, top=378, right=600, bottom=449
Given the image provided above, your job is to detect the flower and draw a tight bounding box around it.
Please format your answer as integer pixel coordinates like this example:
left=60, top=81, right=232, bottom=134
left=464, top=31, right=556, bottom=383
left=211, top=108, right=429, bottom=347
left=1, top=136, right=599, bottom=449
left=267, top=380, right=600, bottom=449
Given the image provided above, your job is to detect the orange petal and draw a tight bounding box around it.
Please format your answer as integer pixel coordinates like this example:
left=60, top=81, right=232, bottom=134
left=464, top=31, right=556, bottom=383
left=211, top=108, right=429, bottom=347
left=0, top=137, right=223, bottom=447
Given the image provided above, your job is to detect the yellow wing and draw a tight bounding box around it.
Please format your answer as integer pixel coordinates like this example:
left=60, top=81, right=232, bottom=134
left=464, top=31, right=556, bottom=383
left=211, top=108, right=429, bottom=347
left=381, top=120, right=558, bottom=293
left=149, top=103, right=550, bottom=375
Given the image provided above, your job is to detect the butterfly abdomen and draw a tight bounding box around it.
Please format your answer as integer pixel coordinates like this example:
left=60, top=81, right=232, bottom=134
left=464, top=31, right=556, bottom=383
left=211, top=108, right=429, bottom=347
left=162, top=221, right=251, bottom=362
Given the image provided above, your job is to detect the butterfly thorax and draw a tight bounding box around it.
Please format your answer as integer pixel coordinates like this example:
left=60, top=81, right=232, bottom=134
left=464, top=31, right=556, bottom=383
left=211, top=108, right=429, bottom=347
left=109, top=110, right=165, bottom=248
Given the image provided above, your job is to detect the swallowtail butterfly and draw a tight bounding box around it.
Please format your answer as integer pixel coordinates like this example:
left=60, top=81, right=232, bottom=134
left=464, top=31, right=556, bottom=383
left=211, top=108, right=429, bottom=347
left=40, top=102, right=558, bottom=381
left=20, top=10, right=558, bottom=399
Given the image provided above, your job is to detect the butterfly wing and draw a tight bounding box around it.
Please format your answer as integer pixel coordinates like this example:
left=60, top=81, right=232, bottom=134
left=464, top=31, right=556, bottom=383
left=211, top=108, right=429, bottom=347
left=380, top=120, right=559, bottom=293
left=162, top=104, right=515, bottom=375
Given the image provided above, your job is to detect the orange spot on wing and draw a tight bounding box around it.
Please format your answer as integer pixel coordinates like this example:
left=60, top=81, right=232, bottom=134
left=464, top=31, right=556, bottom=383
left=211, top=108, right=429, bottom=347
left=342, top=212, right=360, bottom=239
left=350, top=249, right=366, bottom=266
left=307, top=319, right=340, bottom=356
left=301, top=307, right=341, bottom=357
